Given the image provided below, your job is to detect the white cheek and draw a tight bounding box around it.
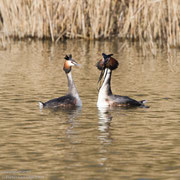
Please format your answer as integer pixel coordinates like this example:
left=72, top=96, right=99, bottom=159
left=67, top=61, right=74, bottom=66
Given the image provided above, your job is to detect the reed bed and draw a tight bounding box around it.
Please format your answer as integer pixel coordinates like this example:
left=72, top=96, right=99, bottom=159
left=0, top=0, right=179, bottom=52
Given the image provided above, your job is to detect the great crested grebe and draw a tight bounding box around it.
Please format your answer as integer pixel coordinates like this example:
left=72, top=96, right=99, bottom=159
left=96, top=53, right=148, bottom=108
left=39, top=54, right=82, bottom=109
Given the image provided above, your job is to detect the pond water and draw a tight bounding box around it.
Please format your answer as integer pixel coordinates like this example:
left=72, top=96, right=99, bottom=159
left=0, top=39, right=180, bottom=179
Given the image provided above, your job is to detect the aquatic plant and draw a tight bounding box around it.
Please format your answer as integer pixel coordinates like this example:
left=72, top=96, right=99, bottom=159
left=0, top=0, right=179, bottom=53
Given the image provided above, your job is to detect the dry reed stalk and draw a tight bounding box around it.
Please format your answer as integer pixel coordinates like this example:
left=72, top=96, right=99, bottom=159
left=119, top=0, right=180, bottom=52
left=0, top=0, right=179, bottom=54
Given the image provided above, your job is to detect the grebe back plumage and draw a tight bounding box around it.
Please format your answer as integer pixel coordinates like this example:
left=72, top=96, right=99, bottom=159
left=39, top=54, right=82, bottom=109
left=96, top=53, right=148, bottom=108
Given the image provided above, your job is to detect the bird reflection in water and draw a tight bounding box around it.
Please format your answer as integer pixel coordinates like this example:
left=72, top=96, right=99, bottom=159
left=65, top=107, right=82, bottom=138
left=97, top=106, right=114, bottom=167
left=98, top=106, right=113, bottom=144
left=40, top=106, right=82, bottom=133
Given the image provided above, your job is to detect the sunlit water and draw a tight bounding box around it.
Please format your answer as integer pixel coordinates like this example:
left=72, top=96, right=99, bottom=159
left=0, top=40, right=180, bottom=179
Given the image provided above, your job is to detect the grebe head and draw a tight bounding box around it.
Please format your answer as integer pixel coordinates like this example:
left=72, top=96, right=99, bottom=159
left=96, top=53, right=119, bottom=71
left=63, top=54, right=80, bottom=73
left=96, top=53, right=119, bottom=83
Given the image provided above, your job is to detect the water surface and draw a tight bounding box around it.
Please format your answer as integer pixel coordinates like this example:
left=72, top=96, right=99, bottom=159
left=0, top=40, right=180, bottom=179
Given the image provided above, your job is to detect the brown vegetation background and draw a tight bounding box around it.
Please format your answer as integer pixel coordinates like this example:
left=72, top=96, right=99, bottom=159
left=0, top=0, right=179, bottom=51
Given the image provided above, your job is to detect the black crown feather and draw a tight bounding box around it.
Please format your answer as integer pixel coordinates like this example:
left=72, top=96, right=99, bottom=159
left=64, top=54, right=72, bottom=60
left=102, top=53, right=113, bottom=60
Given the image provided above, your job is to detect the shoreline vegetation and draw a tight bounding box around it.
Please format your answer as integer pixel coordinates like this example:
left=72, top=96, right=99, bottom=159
left=0, top=0, right=179, bottom=55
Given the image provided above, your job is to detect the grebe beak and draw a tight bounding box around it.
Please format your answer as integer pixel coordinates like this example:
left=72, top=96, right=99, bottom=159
left=73, top=61, right=81, bottom=67
left=98, top=70, right=105, bottom=83
left=97, top=70, right=104, bottom=91
left=98, top=69, right=109, bottom=91
left=69, top=59, right=81, bottom=67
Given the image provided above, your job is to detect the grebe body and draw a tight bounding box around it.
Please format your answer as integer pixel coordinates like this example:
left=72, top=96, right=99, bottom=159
left=39, top=54, right=82, bottom=109
left=96, top=53, right=147, bottom=108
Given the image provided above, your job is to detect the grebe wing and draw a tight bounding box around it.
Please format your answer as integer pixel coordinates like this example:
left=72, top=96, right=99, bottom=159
left=43, top=95, right=76, bottom=108
left=112, top=95, right=142, bottom=106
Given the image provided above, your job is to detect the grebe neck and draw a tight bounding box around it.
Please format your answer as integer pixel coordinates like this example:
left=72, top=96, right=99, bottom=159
left=66, top=71, right=82, bottom=106
left=66, top=71, right=78, bottom=96
left=99, top=68, right=112, bottom=96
